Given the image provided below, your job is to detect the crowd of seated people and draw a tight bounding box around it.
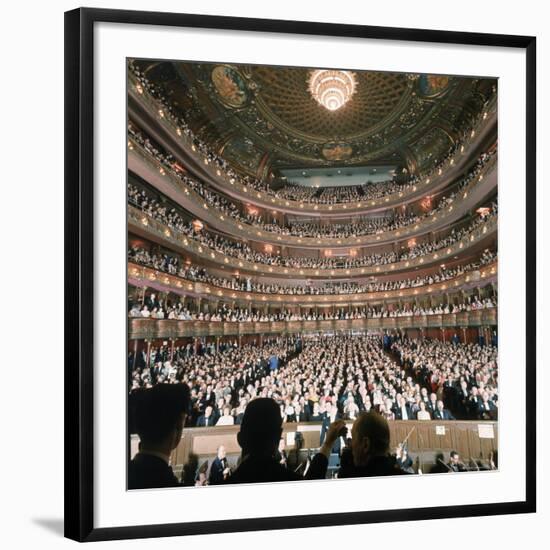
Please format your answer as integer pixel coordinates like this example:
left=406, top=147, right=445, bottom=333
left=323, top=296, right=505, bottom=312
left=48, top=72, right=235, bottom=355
left=272, top=183, right=319, bottom=202
left=400, top=205, right=497, bottom=260
left=128, top=182, right=497, bottom=270
left=129, top=338, right=295, bottom=420
left=321, top=183, right=382, bottom=203
left=277, top=147, right=494, bottom=207
left=129, top=61, right=495, bottom=206
left=129, top=293, right=497, bottom=323
left=129, top=334, right=497, bottom=435
left=275, top=182, right=400, bottom=205
left=129, top=244, right=497, bottom=298
left=129, top=124, right=268, bottom=227
left=275, top=183, right=367, bottom=204
left=391, top=338, right=498, bottom=421
left=129, top=123, right=495, bottom=240
left=272, top=158, right=494, bottom=238
left=284, top=214, right=419, bottom=238
left=360, top=180, right=408, bottom=201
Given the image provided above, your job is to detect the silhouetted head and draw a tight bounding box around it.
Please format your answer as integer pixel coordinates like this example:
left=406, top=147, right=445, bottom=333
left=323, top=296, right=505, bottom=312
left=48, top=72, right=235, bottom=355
left=130, top=383, right=190, bottom=452
left=351, top=411, right=390, bottom=466
left=237, top=398, right=282, bottom=457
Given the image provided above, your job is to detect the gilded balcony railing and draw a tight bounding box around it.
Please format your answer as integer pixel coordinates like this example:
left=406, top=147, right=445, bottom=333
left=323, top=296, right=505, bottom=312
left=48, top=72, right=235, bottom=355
left=128, top=308, right=498, bottom=339
left=128, top=260, right=497, bottom=307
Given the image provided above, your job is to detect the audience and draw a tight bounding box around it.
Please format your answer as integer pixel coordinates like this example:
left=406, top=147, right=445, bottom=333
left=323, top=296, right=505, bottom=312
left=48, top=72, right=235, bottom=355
left=129, top=335, right=498, bottom=429
left=128, top=292, right=496, bottom=322
left=127, top=182, right=497, bottom=271
left=126, top=63, right=499, bottom=489
left=129, top=123, right=495, bottom=240
left=392, top=339, right=498, bottom=420
left=129, top=243, right=496, bottom=300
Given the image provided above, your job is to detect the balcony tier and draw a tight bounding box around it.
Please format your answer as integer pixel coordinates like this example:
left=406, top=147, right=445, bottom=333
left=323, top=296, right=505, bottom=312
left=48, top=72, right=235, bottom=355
left=129, top=139, right=497, bottom=249
left=128, top=260, right=497, bottom=308
left=128, top=308, right=497, bottom=339
left=128, top=205, right=497, bottom=280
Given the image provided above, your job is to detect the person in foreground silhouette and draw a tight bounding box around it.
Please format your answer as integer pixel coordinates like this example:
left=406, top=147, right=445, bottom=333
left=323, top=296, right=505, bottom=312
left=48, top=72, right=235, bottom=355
left=227, top=398, right=324, bottom=484
left=311, top=411, right=407, bottom=478
left=128, top=383, right=190, bottom=489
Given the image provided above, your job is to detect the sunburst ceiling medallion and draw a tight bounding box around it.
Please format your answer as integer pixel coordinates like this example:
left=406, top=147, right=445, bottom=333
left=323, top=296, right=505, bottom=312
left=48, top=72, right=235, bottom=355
left=308, top=69, right=357, bottom=111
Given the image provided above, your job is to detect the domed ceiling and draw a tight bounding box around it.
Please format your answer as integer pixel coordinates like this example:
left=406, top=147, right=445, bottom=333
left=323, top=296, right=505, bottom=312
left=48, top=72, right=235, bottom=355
left=132, top=60, right=495, bottom=178
left=248, top=67, right=410, bottom=139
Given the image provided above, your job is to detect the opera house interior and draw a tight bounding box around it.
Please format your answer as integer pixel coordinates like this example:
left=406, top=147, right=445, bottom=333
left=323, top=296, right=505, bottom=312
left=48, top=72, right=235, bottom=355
left=127, top=60, right=498, bottom=489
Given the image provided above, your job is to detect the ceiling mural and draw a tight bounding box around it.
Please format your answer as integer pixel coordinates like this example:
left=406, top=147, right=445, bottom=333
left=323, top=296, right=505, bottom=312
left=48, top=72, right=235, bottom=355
left=409, top=126, right=453, bottom=171
left=211, top=65, right=250, bottom=108
left=322, top=142, right=354, bottom=162
left=133, top=60, right=496, bottom=176
left=417, top=74, right=451, bottom=97
left=221, top=135, right=264, bottom=173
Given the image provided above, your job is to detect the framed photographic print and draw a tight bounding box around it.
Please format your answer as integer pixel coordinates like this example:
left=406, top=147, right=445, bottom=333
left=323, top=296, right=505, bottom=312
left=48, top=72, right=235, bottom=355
left=65, top=7, right=536, bottom=542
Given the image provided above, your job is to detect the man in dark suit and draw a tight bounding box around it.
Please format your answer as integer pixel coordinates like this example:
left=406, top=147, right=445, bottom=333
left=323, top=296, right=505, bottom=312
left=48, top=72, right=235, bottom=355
left=320, top=402, right=339, bottom=442
left=209, top=445, right=231, bottom=485
left=295, top=403, right=310, bottom=422
left=145, top=292, right=160, bottom=311
left=448, top=450, right=467, bottom=472
left=128, top=383, right=190, bottom=490
left=393, top=395, right=413, bottom=420
left=427, top=392, right=439, bottom=416
left=456, top=380, right=471, bottom=418
left=468, top=386, right=483, bottom=419
left=200, top=385, right=215, bottom=410
left=433, top=400, right=456, bottom=420
left=151, top=361, right=164, bottom=383
left=196, top=405, right=216, bottom=427
left=443, top=378, right=459, bottom=413
left=233, top=372, right=245, bottom=392
left=478, top=392, right=497, bottom=420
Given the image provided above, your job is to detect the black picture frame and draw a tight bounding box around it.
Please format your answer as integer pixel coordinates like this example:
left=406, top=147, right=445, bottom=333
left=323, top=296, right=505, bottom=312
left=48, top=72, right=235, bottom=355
left=65, top=7, right=537, bottom=542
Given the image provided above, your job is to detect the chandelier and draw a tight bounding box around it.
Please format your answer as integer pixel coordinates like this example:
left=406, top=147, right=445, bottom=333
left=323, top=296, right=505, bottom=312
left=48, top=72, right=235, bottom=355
left=308, top=69, right=357, bottom=111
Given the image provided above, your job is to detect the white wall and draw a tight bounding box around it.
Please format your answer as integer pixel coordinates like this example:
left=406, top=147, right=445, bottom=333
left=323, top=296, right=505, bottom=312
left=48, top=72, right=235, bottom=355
left=0, top=0, right=546, bottom=548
